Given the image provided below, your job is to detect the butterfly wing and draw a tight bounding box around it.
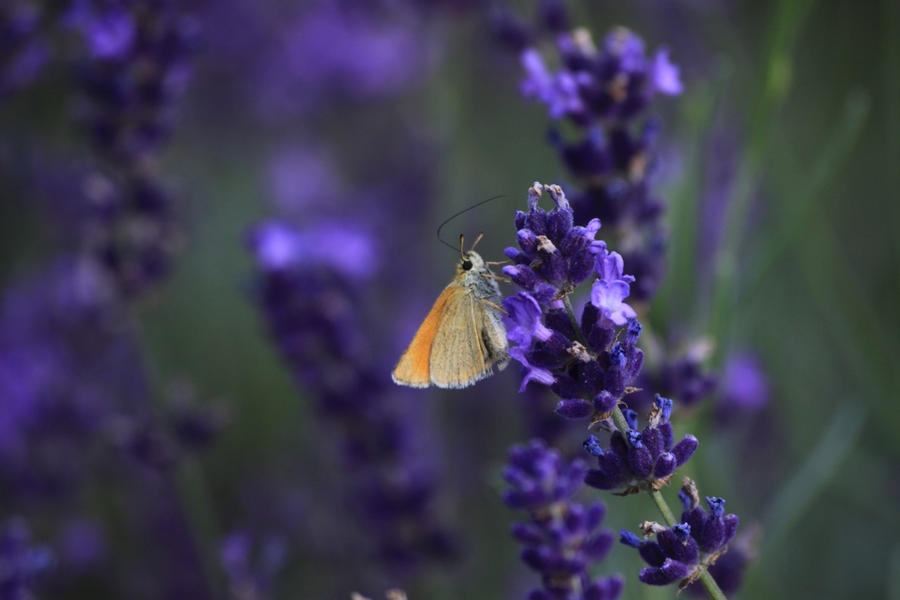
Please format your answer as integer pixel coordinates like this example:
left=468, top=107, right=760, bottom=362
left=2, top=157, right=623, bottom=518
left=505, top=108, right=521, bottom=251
left=479, top=302, right=510, bottom=372
left=391, top=284, right=455, bottom=388
left=429, top=286, right=494, bottom=389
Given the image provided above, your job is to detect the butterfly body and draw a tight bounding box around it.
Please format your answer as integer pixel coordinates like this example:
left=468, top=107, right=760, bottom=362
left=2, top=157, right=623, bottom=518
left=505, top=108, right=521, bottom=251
left=392, top=250, right=509, bottom=389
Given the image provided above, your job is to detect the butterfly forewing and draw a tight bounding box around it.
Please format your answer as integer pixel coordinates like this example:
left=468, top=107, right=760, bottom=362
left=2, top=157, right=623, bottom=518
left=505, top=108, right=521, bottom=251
left=429, top=286, right=490, bottom=389
left=391, top=285, right=454, bottom=388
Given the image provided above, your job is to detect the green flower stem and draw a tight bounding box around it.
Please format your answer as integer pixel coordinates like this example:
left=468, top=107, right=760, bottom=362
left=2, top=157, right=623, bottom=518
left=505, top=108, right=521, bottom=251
left=696, top=570, right=728, bottom=600
left=649, top=488, right=677, bottom=527
left=562, top=295, right=587, bottom=346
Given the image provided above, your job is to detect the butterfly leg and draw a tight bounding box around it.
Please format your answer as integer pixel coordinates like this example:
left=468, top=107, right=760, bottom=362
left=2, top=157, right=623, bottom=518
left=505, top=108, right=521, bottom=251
left=480, top=298, right=508, bottom=315
left=480, top=272, right=512, bottom=284
left=485, top=260, right=510, bottom=266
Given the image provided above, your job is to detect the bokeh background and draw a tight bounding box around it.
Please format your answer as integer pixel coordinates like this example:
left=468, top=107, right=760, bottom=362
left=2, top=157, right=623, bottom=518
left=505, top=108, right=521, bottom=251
left=1, top=1, right=898, bottom=599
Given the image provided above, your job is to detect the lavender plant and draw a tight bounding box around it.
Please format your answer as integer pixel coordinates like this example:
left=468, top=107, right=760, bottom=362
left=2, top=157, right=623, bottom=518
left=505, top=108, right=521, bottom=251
left=502, top=18, right=718, bottom=414
left=500, top=181, right=738, bottom=598
left=67, top=0, right=199, bottom=297
left=249, top=221, right=456, bottom=574
left=0, top=1, right=210, bottom=596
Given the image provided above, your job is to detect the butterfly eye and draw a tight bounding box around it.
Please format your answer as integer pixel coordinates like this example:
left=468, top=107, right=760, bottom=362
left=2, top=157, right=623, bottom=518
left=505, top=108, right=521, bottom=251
left=461, top=259, right=473, bottom=271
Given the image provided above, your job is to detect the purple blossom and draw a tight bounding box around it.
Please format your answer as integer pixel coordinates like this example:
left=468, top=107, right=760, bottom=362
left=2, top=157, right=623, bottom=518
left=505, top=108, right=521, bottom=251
left=619, top=484, right=739, bottom=588
left=651, top=49, right=683, bottom=95
left=520, top=48, right=585, bottom=119
left=511, top=26, right=681, bottom=302
left=503, top=183, right=642, bottom=420
left=583, top=396, right=697, bottom=492
left=504, top=440, right=623, bottom=600
left=590, top=250, right=637, bottom=326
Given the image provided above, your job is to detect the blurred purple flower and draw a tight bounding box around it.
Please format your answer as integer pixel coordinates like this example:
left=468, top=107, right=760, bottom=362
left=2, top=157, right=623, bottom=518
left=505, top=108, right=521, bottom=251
left=251, top=220, right=376, bottom=280
left=248, top=219, right=455, bottom=573
left=58, top=518, right=106, bottom=571
left=221, top=530, right=287, bottom=600
left=628, top=341, right=717, bottom=414
left=0, top=518, right=53, bottom=598
left=502, top=183, right=643, bottom=418
left=67, top=0, right=135, bottom=60
left=0, top=258, right=130, bottom=482
left=266, top=146, right=343, bottom=216
left=69, top=0, right=199, bottom=162
left=717, top=351, right=769, bottom=418
left=255, top=3, right=435, bottom=115
left=504, top=440, right=623, bottom=600
left=1, top=2, right=49, bottom=96
left=651, top=49, right=683, bottom=95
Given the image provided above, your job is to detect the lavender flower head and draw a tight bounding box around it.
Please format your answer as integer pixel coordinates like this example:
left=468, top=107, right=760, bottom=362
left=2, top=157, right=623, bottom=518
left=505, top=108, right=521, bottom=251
left=502, top=182, right=643, bottom=422
left=504, top=440, right=623, bottom=600
left=583, top=395, right=698, bottom=493
left=619, top=480, right=739, bottom=589
left=515, top=27, right=682, bottom=302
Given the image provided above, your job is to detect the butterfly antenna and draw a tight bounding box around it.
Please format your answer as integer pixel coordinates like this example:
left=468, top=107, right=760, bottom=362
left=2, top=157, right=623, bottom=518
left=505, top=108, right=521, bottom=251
left=436, top=195, right=505, bottom=252
left=469, top=232, right=485, bottom=252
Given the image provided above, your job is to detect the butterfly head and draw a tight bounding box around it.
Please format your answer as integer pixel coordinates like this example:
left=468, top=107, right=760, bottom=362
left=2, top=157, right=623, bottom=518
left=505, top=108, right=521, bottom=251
left=458, top=250, right=485, bottom=274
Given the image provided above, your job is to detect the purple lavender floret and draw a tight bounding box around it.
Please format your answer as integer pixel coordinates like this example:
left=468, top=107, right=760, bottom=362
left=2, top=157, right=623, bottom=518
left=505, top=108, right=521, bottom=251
left=619, top=482, right=739, bottom=588
left=583, top=395, right=697, bottom=492
left=502, top=182, right=643, bottom=422
left=504, top=440, right=623, bottom=600
left=0, top=517, right=54, bottom=599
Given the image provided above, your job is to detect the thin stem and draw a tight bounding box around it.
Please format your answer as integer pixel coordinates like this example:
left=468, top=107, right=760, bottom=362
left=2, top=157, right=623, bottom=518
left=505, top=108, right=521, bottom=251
left=611, top=405, right=631, bottom=436
left=697, top=570, right=728, bottom=600
left=649, top=489, right=677, bottom=527
left=561, top=295, right=588, bottom=346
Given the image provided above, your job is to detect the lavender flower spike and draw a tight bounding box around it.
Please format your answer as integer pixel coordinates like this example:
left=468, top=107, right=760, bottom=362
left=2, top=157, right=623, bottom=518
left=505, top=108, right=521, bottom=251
left=619, top=480, right=739, bottom=589
left=502, top=183, right=643, bottom=423
left=584, top=395, right=698, bottom=493
left=504, top=440, right=623, bottom=600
